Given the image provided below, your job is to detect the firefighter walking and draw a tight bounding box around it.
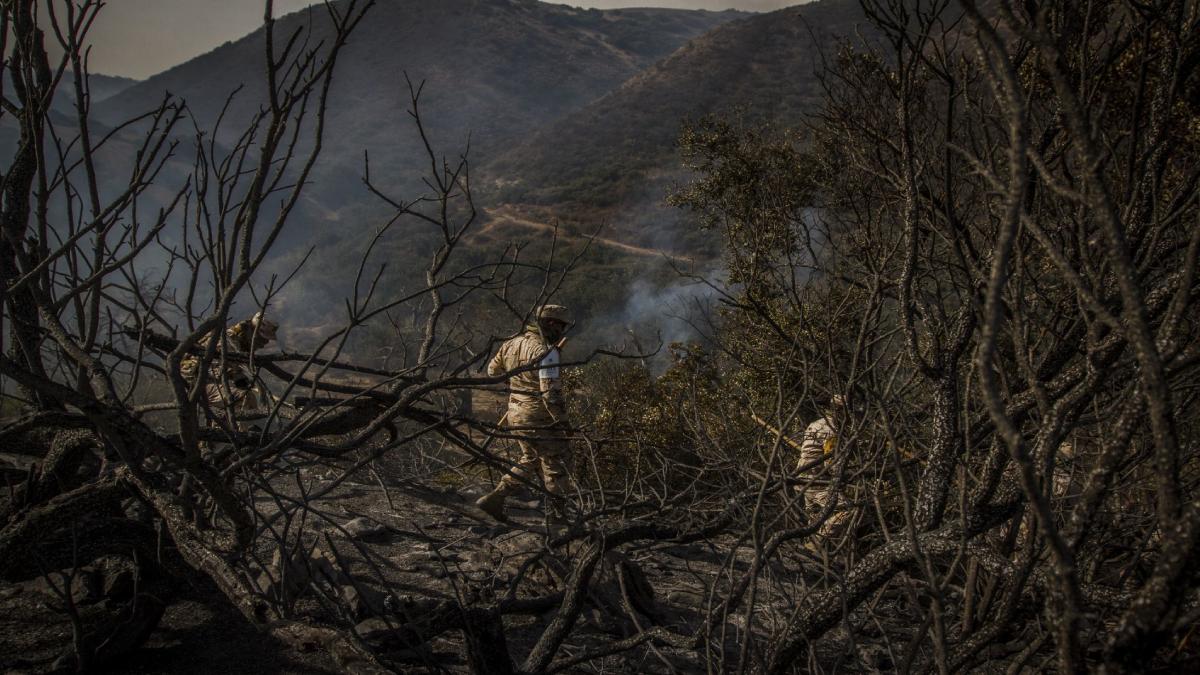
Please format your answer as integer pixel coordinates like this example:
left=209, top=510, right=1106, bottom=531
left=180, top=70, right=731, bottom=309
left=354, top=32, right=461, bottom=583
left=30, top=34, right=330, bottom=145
left=475, top=304, right=574, bottom=524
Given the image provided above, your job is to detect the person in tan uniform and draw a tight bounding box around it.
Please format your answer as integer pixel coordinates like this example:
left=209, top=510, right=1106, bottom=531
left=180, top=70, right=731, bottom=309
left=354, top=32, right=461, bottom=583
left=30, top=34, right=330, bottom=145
left=181, top=311, right=279, bottom=424
left=475, top=304, right=574, bottom=522
left=797, top=394, right=849, bottom=538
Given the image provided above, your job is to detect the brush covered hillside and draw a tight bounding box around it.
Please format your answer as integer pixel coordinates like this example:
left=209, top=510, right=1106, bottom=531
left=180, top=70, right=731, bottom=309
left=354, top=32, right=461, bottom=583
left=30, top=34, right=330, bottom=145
left=95, top=0, right=746, bottom=219
left=82, top=0, right=879, bottom=346
left=86, top=0, right=754, bottom=338
left=485, top=0, right=871, bottom=253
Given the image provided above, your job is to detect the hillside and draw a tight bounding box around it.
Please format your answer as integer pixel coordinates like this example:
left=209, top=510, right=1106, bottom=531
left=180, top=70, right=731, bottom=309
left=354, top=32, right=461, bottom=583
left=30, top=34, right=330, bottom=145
left=56, top=72, right=139, bottom=113
left=80, top=0, right=751, bottom=339
left=0, top=71, right=136, bottom=120
left=82, top=72, right=139, bottom=105
left=95, top=0, right=746, bottom=214
left=79, top=0, right=875, bottom=345
left=485, top=0, right=870, bottom=248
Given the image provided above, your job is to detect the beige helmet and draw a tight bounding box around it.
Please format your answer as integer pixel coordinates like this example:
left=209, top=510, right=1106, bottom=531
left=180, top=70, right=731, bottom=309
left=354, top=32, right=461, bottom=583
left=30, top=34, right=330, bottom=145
left=535, top=304, right=572, bottom=326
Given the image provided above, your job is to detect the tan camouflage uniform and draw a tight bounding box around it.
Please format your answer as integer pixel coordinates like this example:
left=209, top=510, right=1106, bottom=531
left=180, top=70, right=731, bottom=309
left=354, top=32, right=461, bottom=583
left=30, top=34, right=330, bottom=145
left=476, top=305, right=574, bottom=522
left=486, top=327, right=571, bottom=497
left=797, top=398, right=849, bottom=538
left=181, top=313, right=277, bottom=423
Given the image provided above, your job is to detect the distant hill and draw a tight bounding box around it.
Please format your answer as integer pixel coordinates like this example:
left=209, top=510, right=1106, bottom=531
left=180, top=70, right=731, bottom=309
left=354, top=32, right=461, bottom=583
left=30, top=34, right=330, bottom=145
left=95, top=0, right=746, bottom=216
left=0, top=69, right=170, bottom=205
left=84, top=0, right=750, bottom=339
left=83, top=72, right=139, bottom=105
left=485, top=0, right=870, bottom=249
left=5, top=0, right=882, bottom=353
left=0, top=70, right=137, bottom=119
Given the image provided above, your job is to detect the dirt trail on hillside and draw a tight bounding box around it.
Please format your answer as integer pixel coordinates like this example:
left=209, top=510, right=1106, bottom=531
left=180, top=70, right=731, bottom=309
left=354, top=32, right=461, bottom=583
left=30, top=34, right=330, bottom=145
left=477, top=206, right=692, bottom=265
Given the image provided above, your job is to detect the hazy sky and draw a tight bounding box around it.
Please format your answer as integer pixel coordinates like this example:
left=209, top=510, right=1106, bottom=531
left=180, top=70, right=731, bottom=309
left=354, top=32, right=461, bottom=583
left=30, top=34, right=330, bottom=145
left=63, top=1, right=801, bottom=79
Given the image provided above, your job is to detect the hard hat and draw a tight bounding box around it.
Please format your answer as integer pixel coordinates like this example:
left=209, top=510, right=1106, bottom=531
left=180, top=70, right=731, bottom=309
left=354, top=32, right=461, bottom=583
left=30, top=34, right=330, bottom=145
left=535, top=304, right=572, bottom=325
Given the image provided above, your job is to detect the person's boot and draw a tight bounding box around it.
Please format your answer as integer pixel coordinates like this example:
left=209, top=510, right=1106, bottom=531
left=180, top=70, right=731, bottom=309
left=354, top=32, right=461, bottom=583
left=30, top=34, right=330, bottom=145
left=475, top=489, right=508, bottom=521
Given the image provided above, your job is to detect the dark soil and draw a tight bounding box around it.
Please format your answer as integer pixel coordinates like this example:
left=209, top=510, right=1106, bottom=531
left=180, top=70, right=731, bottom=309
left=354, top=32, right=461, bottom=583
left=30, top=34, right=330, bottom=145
left=0, top=574, right=339, bottom=674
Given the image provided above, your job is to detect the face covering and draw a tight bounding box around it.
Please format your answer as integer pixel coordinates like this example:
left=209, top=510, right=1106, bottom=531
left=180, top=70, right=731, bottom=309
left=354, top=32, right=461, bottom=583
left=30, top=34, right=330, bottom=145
left=540, top=321, right=566, bottom=344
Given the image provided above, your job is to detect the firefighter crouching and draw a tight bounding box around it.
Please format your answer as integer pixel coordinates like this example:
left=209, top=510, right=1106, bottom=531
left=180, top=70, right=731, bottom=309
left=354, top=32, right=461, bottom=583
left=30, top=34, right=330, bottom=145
left=181, top=312, right=279, bottom=425
left=475, top=304, right=575, bottom=523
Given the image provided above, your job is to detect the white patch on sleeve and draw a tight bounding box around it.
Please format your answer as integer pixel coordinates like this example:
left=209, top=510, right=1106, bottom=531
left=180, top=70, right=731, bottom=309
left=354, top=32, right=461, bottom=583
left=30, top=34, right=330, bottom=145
left=538, top=347, right=560, bottom=381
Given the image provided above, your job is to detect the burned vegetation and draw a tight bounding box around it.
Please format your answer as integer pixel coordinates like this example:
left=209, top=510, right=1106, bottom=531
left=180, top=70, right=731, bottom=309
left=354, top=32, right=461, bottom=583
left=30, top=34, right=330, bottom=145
left=2, top=0, right=1200, bottom=673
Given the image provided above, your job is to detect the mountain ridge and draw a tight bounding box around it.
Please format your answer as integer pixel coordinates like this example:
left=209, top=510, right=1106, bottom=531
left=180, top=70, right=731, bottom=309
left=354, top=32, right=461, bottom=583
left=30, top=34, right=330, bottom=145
left=96, top=0, right=747, bottom=154
left=484, top=0, right=872, bottom=247
left=81, top=0, right=877, bottom=338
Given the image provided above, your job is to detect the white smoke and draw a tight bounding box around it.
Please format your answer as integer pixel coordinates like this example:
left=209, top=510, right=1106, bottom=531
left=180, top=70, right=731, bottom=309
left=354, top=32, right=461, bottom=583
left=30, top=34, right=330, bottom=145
left=596, top=267, right=726, bottom=369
